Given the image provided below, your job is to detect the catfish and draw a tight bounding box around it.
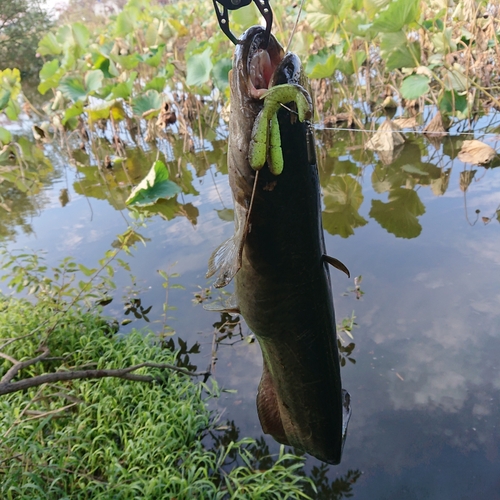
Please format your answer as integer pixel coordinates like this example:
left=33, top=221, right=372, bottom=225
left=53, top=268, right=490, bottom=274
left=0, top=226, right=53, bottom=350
left=207, top=26, right=350, bottom=465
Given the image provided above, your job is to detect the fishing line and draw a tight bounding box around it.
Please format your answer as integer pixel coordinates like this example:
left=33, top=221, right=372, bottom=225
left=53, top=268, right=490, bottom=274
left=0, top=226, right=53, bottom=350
left=276, top=103, right=500, bottom=139
left=320, top=126, right=500, bottom=140
left=286, top=0, right=306, bottom=53
left=243, top=169, right=260, bottom=239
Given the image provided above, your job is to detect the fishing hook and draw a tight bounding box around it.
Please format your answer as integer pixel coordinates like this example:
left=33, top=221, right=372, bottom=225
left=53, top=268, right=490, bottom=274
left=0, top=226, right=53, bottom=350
left=212, top=0, right=273, bottom=48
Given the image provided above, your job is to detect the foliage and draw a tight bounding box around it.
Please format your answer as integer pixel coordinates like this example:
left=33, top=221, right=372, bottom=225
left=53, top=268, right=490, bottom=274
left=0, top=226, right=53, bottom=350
left=126, top=159, right=181, bottom=206
left=303, top=0, right=500, bottom=124
left=35, top=0, right=233, bottom=135
left=0, top=242, right=316, bottom=498
left=0, top=297, right=313, bottom=499
left=0, top=0, right=53, bottom=78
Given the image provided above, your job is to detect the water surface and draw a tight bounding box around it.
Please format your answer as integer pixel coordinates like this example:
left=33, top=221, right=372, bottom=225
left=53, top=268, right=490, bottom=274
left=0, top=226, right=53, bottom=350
left=2, top=119, right=500, bottom=498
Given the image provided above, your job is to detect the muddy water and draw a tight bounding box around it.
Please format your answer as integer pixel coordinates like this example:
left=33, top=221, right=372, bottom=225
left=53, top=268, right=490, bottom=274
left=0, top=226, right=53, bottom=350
left=2, top=121, right=500, bottom=498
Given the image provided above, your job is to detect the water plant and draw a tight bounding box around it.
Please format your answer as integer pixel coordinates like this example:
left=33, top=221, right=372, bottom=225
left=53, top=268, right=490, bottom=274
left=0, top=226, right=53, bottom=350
left=0, top=239, right=317, bottom=498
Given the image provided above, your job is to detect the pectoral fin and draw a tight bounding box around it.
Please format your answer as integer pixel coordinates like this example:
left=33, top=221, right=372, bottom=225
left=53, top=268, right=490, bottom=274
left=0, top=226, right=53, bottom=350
left=206, top=204, right=248, bottom=288
left=323, top=254, right=350, bottom=278
left=206, top=234, right=241, bottom=288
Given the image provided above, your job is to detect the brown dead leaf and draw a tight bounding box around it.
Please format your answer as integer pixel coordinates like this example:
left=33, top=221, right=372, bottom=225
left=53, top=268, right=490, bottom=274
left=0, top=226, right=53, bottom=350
left=323, top=112, right=354, bottom=127
left=457, top=140, right=497, bottom=165
left=460, top=170, right=477, bottom=192
left=393, top=117, right=419, bottom=129
left=423, top=111, right=450, bottom=136
left=381, top=96, right=398, bottom=109
left=365, top=119, right=405, bottom=152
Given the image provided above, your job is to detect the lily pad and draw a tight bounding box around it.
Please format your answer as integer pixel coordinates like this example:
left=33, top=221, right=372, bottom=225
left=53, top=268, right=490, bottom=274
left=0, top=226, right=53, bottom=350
left=126, top=160, right=181, bottom=206
left=400, top=74, right=430, bottom=100
left=132, top=90, right=163, bottom=118
left=186, top=48, right=213, bottom=87
left=372, top=0, right=420, bottom=32
left=322, top=175, right=368, bottom=238
left=369, top=187, right=425, bottom=238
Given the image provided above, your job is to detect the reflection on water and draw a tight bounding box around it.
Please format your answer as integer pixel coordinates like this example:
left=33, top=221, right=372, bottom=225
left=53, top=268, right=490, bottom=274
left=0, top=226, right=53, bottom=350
left=2, top=120, right=500, bottom=497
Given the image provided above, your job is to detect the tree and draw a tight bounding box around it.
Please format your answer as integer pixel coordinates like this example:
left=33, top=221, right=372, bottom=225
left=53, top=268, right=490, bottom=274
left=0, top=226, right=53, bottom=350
left=0, top=0, right=52, bottom=77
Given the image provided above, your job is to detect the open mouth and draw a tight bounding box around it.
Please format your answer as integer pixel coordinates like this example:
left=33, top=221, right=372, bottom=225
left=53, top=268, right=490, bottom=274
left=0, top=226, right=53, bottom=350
left=246, top=31, right=284, bottom=98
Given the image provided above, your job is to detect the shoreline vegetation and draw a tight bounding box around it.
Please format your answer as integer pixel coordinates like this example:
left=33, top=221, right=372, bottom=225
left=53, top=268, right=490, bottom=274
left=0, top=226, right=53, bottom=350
left=0, top=292, right=314, bottom=499
left=0, top=242, right=320, bottom=498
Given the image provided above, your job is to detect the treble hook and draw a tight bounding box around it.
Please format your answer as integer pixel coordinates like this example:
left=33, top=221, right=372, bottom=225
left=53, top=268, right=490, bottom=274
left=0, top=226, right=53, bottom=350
left=212, top=0, right=273, bottom=48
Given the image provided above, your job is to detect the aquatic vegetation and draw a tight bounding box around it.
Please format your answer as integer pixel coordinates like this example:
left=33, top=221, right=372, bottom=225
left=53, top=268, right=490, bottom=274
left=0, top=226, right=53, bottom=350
left=0, top=298, right=314, bottom=499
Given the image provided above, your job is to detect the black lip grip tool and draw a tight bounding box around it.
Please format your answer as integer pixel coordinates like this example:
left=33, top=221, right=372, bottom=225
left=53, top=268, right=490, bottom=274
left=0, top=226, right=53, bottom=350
left=212, top=0, right=273, bottom=48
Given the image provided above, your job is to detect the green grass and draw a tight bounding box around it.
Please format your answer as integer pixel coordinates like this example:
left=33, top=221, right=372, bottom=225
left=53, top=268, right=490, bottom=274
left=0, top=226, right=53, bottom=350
left=0, top=296, right=313, bottom=499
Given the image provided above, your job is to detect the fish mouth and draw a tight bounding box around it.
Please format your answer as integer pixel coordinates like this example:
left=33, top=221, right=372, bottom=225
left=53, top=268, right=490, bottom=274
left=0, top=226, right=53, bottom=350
left=239, top=26, right=286, bottom=98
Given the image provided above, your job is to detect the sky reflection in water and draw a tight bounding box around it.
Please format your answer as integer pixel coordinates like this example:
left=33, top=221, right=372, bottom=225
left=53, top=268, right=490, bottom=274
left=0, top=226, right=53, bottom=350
left=2, top=123, right=500, bottom=498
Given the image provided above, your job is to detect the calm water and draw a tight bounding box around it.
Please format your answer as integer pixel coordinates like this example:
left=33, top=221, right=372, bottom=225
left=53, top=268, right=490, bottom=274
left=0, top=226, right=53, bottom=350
left=2, top=116, right=500, bottom=498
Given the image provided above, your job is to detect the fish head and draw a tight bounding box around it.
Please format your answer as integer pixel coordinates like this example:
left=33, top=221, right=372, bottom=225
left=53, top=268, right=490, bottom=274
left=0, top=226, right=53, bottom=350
left=229, top=26, right=309, bottom=205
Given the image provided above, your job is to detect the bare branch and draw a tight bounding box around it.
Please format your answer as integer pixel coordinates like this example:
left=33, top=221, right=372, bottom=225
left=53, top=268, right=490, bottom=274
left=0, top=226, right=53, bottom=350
left=0, top=331, right=40, bottom=351
left=0, top=348, right=50, bottom=385
left=0, top=357, right=209, bottom=396
left=21, top=403, right=78, bottom=422
left=0, top=352, right=18, bottom=365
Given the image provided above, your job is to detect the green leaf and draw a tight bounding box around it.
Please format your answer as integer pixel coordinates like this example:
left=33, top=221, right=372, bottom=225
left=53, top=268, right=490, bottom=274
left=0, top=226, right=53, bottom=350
left=186, top=48, right=213, bottom=87
left=443, top=68, right=468, bottom=92
left=0, top=90, right=10, bottom=111
left=144, top=76, right=167, bottom=93
left=110, top=53, right=140, bottom=70
left=72, top=23, right=90, bottom=49
left=337, top=51, right=367, bottom=76
left=38, top=62, right=64, bottom=95
left=85, top=101, right=112, bottom=123
left=400, top=74, right=430, bottom=99
left=431, top=28, right=456, bottom=54
left=85, top=70, right=104, bottom=94
left=62, top=101, right=84, bottom=125
left=306, top=50, right=338, bottom=79
left=381, top=32, right=420, bottom=69
left=4, top=99, right=20, bottom=121
left=59, top=76, right=87, bottom=102
left=212, top=58, right=232, bottom=91
left=401, top=164, right=429, bottom=175
left=39, top=60, right=60, bottom=80
left=131, top=90, right=163, bottom=117
left=216, top=208, right=234, bottom=222
left=439, top=90, right=468, bottom=114
left=115, top=10, right=135, bottom=37
left=126, top=160, right=181, bottom=206
left=363, top=0, right=392, bottom=18
left=0, top=127, right=12, bottom=145
left=369, top=187, right=425, bottom=238
left=37, top=32, right=62, bottom=56
left=372, top=0, right=420, bottom=32
left=142, top=45, right=165, bottom=68
left=111, top=71, right=137, bottom=99
left=322, top=175, right=368, bottom=238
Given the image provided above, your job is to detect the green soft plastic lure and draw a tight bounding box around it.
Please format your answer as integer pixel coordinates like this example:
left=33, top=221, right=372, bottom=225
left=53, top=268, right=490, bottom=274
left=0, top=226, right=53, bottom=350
left=249, top=83, right=312, bottom=175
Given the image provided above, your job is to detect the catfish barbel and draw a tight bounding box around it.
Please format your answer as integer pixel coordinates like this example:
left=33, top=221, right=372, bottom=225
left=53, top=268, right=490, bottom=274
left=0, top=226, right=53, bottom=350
left=206, top=26, right=351, bottom=465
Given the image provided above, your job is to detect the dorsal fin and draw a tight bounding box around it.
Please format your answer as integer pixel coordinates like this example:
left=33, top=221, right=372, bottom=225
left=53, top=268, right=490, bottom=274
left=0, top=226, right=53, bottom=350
left=323, top=254, right=350, bottom=278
